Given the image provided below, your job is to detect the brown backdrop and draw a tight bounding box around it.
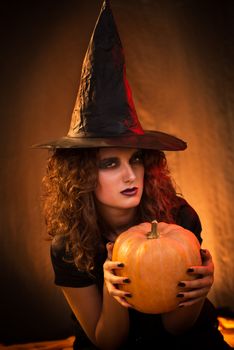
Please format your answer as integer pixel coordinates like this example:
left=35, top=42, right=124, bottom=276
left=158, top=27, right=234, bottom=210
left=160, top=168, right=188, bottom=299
left=0, top=0, right=233, bottom=344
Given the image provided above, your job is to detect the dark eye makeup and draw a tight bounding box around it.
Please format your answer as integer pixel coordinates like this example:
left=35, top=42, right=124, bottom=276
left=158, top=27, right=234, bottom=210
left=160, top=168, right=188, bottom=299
left=98, top=150, right=143, bottom=170
left=98, top=157, right=119, bottom=169
left=130, top=151, right=143, bottom=164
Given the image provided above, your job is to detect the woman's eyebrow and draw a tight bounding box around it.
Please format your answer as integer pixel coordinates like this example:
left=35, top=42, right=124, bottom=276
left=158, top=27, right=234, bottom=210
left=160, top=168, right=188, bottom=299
left=99, top=156, right=118, bottom=161
left=131, top=150, right=142, bottom=157
left=98, top=149, right=141, bottom=161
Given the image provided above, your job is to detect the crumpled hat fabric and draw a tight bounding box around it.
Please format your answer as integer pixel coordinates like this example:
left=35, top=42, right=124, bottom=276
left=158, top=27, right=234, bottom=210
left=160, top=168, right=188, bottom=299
left=32, top=0, right=187, bottom=151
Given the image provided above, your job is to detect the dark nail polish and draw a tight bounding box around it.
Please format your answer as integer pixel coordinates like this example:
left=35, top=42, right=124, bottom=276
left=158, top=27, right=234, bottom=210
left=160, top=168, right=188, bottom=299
left=176, top=293, right=184, bottom=298
left=123, top=278, right=131, bottom=283
left=187, top=268, right=194, bottom=273
left=125, top=293, right=132, bottom=298
left=117, top=263, right=124, bottom=267
left=178, top=282, right=186, bottom=287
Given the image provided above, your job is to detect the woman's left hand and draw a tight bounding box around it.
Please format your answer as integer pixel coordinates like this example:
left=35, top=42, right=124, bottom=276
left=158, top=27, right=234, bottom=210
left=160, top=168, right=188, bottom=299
left=176, top=248, right=214, bottom=307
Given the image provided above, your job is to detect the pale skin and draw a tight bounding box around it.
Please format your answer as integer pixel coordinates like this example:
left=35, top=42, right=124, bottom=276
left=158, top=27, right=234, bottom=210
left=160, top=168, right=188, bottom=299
left=61, top=148, right=214, bottom=349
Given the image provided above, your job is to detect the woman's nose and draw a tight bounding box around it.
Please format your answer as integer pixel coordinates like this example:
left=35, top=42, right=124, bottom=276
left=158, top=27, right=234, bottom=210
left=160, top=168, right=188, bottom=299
left=122, top=164, right=136, bottom=183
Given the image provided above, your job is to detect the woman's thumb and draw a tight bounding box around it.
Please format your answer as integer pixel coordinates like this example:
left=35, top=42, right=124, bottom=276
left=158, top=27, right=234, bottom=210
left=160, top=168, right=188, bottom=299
left=106, top=242, right=114, bottom=260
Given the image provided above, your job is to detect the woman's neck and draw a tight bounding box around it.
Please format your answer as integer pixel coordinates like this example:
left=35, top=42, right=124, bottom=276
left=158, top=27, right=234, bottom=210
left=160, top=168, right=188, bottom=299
left=97, top=205, right=138, bottom=239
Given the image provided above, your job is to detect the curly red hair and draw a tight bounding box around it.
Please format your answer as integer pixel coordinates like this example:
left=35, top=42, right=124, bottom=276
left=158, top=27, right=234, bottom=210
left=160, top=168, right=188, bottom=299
left=42, top=148, right=181, bottom=273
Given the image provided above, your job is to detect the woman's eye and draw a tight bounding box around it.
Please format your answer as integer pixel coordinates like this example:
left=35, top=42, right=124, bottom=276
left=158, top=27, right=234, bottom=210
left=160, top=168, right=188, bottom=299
left=98, top=159, right=118, bottom=169
left=105, top=161, right=116, bottom=168
left=131, top=153, right=143, bottom=164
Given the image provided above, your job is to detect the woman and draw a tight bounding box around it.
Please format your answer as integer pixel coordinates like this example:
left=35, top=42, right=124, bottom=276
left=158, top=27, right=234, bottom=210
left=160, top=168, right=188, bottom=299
left=35, top=1, right=231, bottom=348
left=41, top=146, right=229, bottom=349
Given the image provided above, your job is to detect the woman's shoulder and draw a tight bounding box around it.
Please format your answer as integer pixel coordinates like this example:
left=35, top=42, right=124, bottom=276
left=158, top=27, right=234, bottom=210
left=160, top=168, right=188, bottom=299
left=174, top=196, right=202, bottom=243
left=50, top=235, right=96, bottom=288
left=51, top=235, right=67, bottom=257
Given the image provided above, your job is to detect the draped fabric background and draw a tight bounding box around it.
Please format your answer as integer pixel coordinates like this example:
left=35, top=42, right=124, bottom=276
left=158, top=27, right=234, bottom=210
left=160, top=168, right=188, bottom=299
left=0, top=0, right=233, bottom=344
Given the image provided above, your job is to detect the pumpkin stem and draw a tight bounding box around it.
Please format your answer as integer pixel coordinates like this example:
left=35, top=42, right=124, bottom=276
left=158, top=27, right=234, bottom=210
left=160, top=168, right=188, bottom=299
left=147, top=220, right=159, bottom=239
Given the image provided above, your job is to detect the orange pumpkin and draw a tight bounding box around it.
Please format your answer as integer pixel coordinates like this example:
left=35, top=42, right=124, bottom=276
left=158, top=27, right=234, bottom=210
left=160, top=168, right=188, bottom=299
left=112, top=220, right=202, bottom=314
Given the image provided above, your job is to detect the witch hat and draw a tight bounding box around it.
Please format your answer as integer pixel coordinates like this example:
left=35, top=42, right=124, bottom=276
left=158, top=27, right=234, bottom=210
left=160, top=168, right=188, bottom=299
left=32, top=0, right=186, bottom=151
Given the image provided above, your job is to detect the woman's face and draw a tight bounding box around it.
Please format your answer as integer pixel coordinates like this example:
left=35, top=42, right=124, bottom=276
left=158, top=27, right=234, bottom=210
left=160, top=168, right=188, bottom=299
left=94, top=148, right=144, bottom=211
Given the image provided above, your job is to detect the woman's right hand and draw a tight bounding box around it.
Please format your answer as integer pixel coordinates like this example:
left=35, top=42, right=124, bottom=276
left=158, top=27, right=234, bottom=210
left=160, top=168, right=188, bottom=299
left=103, top=242, right=132, bottom=308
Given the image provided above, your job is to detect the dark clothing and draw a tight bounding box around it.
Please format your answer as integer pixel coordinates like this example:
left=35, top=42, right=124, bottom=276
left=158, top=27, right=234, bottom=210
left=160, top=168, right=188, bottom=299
left=51, top=197, right=231, bottom=349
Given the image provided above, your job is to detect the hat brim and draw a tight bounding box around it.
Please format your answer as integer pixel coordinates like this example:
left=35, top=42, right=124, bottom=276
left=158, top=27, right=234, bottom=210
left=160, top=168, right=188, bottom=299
left=32, top=130, right=187, bottom=151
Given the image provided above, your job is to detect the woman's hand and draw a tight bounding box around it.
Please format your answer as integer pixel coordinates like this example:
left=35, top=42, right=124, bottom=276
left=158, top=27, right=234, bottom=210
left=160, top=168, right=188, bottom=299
left=103, top=242, right=132, bottom=308
left=176, top=248, right=214, bottom=308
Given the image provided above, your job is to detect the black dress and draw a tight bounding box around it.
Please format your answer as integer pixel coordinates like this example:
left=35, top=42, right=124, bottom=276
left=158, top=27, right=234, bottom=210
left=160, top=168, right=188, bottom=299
left=50, top=198, right=231, bottom=349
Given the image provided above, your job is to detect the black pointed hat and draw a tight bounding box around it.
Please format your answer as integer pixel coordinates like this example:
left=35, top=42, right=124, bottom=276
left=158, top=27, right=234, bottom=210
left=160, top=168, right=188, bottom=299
left=32, top=0, right=187, bottom=151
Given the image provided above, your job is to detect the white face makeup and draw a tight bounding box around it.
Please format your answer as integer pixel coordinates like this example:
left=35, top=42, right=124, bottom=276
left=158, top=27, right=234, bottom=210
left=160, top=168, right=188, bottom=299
left=94, top=148, right=144, bottom=213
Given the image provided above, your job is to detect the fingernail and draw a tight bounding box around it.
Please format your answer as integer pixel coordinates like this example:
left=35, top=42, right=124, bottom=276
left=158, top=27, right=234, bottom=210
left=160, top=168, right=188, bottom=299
left=117, top=263, right=124, bottom=267
left=176, top=293, right=184, bottom=298
left=187, top=268, right=194, bottom=273
left=200, top=249, right=206, bottom=254
left=178, top=282, right=186, bottom=287
left=123, top=278, right=131, bottom=283
left=179, top=304, right=184, bottom=308
left=125, top=293, right=132, bottom=298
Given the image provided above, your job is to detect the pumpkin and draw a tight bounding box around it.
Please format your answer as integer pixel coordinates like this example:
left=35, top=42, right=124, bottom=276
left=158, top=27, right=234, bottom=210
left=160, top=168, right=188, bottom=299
left=112, top=220, right=202, bottom=314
